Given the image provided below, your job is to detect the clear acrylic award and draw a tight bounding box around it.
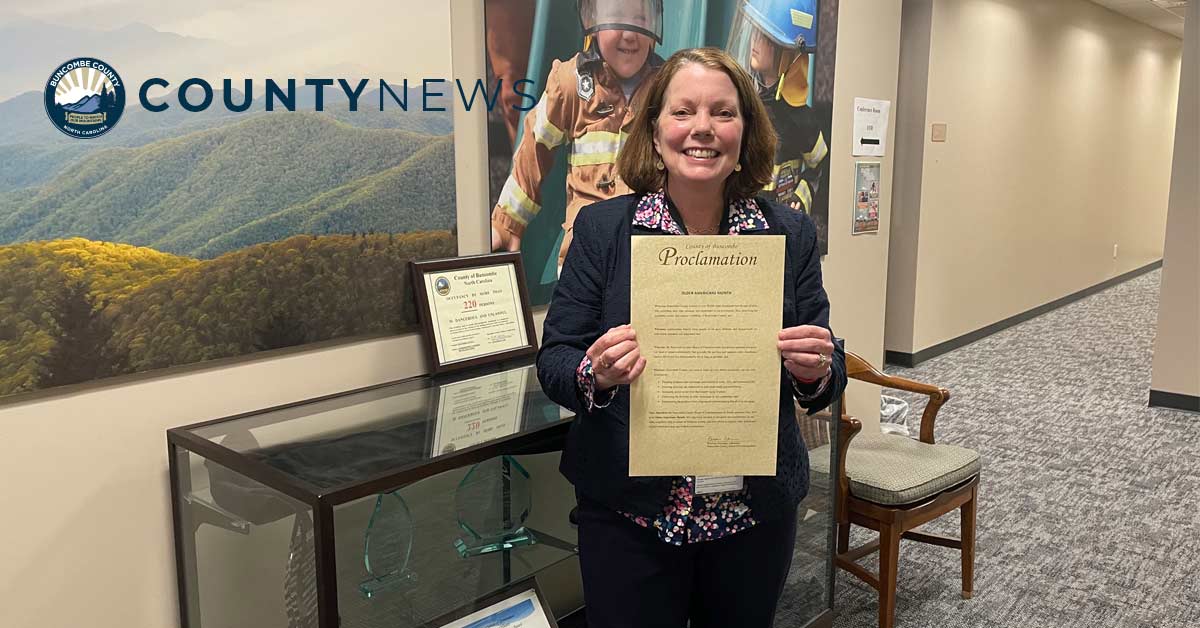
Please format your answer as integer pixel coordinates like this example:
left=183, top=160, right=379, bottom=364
left=359, top=491, right=417, bottom=597
left=453, top=455, right=538, bottom=557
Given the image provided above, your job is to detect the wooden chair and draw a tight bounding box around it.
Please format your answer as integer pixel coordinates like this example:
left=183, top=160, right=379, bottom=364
left=810, top=352, right=981, bottom=628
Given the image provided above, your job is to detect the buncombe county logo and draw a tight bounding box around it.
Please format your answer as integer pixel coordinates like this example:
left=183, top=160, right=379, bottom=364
left=44, top=57, right=126, bottom=139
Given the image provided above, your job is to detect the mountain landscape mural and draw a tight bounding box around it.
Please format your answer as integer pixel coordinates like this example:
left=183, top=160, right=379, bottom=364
left=0, top=42, right=458, bottom=396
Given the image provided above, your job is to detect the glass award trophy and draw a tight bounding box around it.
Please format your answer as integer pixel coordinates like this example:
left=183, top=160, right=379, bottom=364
left=359, top=491, right=417, bottom=597
left=453, top=455, right=537, bottom=557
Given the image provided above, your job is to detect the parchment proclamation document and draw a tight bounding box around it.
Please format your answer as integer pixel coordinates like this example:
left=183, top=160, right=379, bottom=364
left=629, top=235, right=785, bottom=476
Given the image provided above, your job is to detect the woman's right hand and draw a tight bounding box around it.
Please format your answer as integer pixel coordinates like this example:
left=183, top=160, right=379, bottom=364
left=587, top=324, right=647, bottom=391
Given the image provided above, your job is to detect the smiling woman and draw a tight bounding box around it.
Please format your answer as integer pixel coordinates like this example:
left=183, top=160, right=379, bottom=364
left=537, top=47, right=846, bottom=628
left=617, top=47, right=778, bottom=212
left=653, top=63, right=745, bottom=206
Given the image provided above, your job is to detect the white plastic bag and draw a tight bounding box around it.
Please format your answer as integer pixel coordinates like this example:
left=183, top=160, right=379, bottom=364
left=879, top=394, right=910, bottom=436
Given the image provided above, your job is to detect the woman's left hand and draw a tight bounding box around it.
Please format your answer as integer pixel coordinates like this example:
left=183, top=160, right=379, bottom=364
left=778, top=325, right=834, bottom=382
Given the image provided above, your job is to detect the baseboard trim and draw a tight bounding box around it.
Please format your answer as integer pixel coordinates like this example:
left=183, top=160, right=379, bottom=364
left=886, top=260, right=1163, bottom=368
left=1149, top=390, right=1200, bottom=413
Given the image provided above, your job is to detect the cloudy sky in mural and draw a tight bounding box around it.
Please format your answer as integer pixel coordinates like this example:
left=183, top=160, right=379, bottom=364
left=0, top=1, right=452, bottom=100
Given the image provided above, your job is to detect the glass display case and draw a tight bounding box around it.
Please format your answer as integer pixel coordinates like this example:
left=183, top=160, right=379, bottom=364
left=168, top=359, right=840, bottom=628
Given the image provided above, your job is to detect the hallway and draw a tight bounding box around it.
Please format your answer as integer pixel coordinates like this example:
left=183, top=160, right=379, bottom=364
left=828, top=270, right=1200, bottom=627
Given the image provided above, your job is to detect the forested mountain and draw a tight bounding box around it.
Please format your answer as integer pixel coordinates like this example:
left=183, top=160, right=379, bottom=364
left=0, top=90, right=244, bottom=191
left=0, top=77, right=464, bottom=398
left=0, top=86, right=453, bottom=192
left=0, top=238, right=197, bottom=393
left=0, top=231, right=455, bottom=394
left=197, top=136, right=455, bottom=257
left=0, top=112, right=455, bottom=257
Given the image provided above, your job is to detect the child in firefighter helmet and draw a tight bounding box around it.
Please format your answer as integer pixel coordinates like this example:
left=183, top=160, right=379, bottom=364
left=491, top=0, right=664, bottom=274
left=726, top=0, right=828, bottom=214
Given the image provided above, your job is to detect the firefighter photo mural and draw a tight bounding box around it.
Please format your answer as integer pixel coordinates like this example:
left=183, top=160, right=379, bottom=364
left=726, top=0, right=833, bottom=253
left=489, top=0, right=664, bottom=280
left=485, top=0, right=837, bottom=301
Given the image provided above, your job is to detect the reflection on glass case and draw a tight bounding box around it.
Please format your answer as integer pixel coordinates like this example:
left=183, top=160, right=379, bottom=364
left=167, top=360, right=841, bottom=628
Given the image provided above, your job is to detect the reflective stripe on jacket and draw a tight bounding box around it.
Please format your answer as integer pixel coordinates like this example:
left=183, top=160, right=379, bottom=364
left=492, top=50, right=661, bottom=263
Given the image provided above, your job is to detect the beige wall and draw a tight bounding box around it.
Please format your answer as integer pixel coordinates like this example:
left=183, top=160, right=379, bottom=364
left=824, top=0, right=904, bottom=430
left=1151, top=0, right=1199, bottom=400
left=886, top=0, right=1183, bottom=354
left=0, top=1, right=903, bottom=626
left=885, top=0, right=934, bottom=358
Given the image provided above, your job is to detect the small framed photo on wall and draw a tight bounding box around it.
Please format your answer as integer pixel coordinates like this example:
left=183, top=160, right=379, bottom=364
left=852, top=161, right=881, bottom=235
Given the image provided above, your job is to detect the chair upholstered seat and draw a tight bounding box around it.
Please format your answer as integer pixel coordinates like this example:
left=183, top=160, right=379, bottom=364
left=811, top=433, right=981, bottom=506
left=825, top=351, right=979, bottom=628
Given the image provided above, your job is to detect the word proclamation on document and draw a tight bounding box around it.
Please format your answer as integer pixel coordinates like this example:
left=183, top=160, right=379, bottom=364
left=629, top=235, right=785, bottom=477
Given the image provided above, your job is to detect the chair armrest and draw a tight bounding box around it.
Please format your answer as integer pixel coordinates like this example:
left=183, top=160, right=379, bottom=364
left=845, top=351, right=951, bottom=445
left=834, top=413, right=862, bottom=523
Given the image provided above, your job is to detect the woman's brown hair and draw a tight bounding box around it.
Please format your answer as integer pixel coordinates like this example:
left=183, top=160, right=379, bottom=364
left=617, top=47, right=777, bottom=201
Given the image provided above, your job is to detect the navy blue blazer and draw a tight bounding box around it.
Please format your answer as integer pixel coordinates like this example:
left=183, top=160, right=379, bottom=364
left=537, top=193, right=847, bottom=521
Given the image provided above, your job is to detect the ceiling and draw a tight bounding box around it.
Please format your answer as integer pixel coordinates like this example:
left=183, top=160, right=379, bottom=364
left=1090, top=0, right=1188, bottom=37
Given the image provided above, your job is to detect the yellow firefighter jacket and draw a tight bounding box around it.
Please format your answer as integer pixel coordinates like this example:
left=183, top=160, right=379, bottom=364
left=491, top=47, right=662, bottom=266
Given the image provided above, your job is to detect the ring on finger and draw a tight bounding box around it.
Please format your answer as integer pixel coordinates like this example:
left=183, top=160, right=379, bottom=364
left=816, top=353, right=828, bottom=369
left=599, top=358, right=612, bottom=370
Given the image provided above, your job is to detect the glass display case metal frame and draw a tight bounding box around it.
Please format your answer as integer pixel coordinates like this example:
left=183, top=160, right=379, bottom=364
left=168, top=360, right=577, bottom=628
left=166, top=359, right=842, bottom=628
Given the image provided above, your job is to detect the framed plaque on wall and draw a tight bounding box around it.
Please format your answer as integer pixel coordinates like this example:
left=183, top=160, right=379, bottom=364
left=411, top=252, right=538, bottom=374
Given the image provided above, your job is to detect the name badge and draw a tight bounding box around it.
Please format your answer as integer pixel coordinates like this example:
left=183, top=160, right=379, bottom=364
left=695, top=475, right=744, bottom=495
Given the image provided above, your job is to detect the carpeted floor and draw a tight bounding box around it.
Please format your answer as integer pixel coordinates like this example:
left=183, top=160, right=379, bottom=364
left=814, top=269, right=1200, bottom=628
